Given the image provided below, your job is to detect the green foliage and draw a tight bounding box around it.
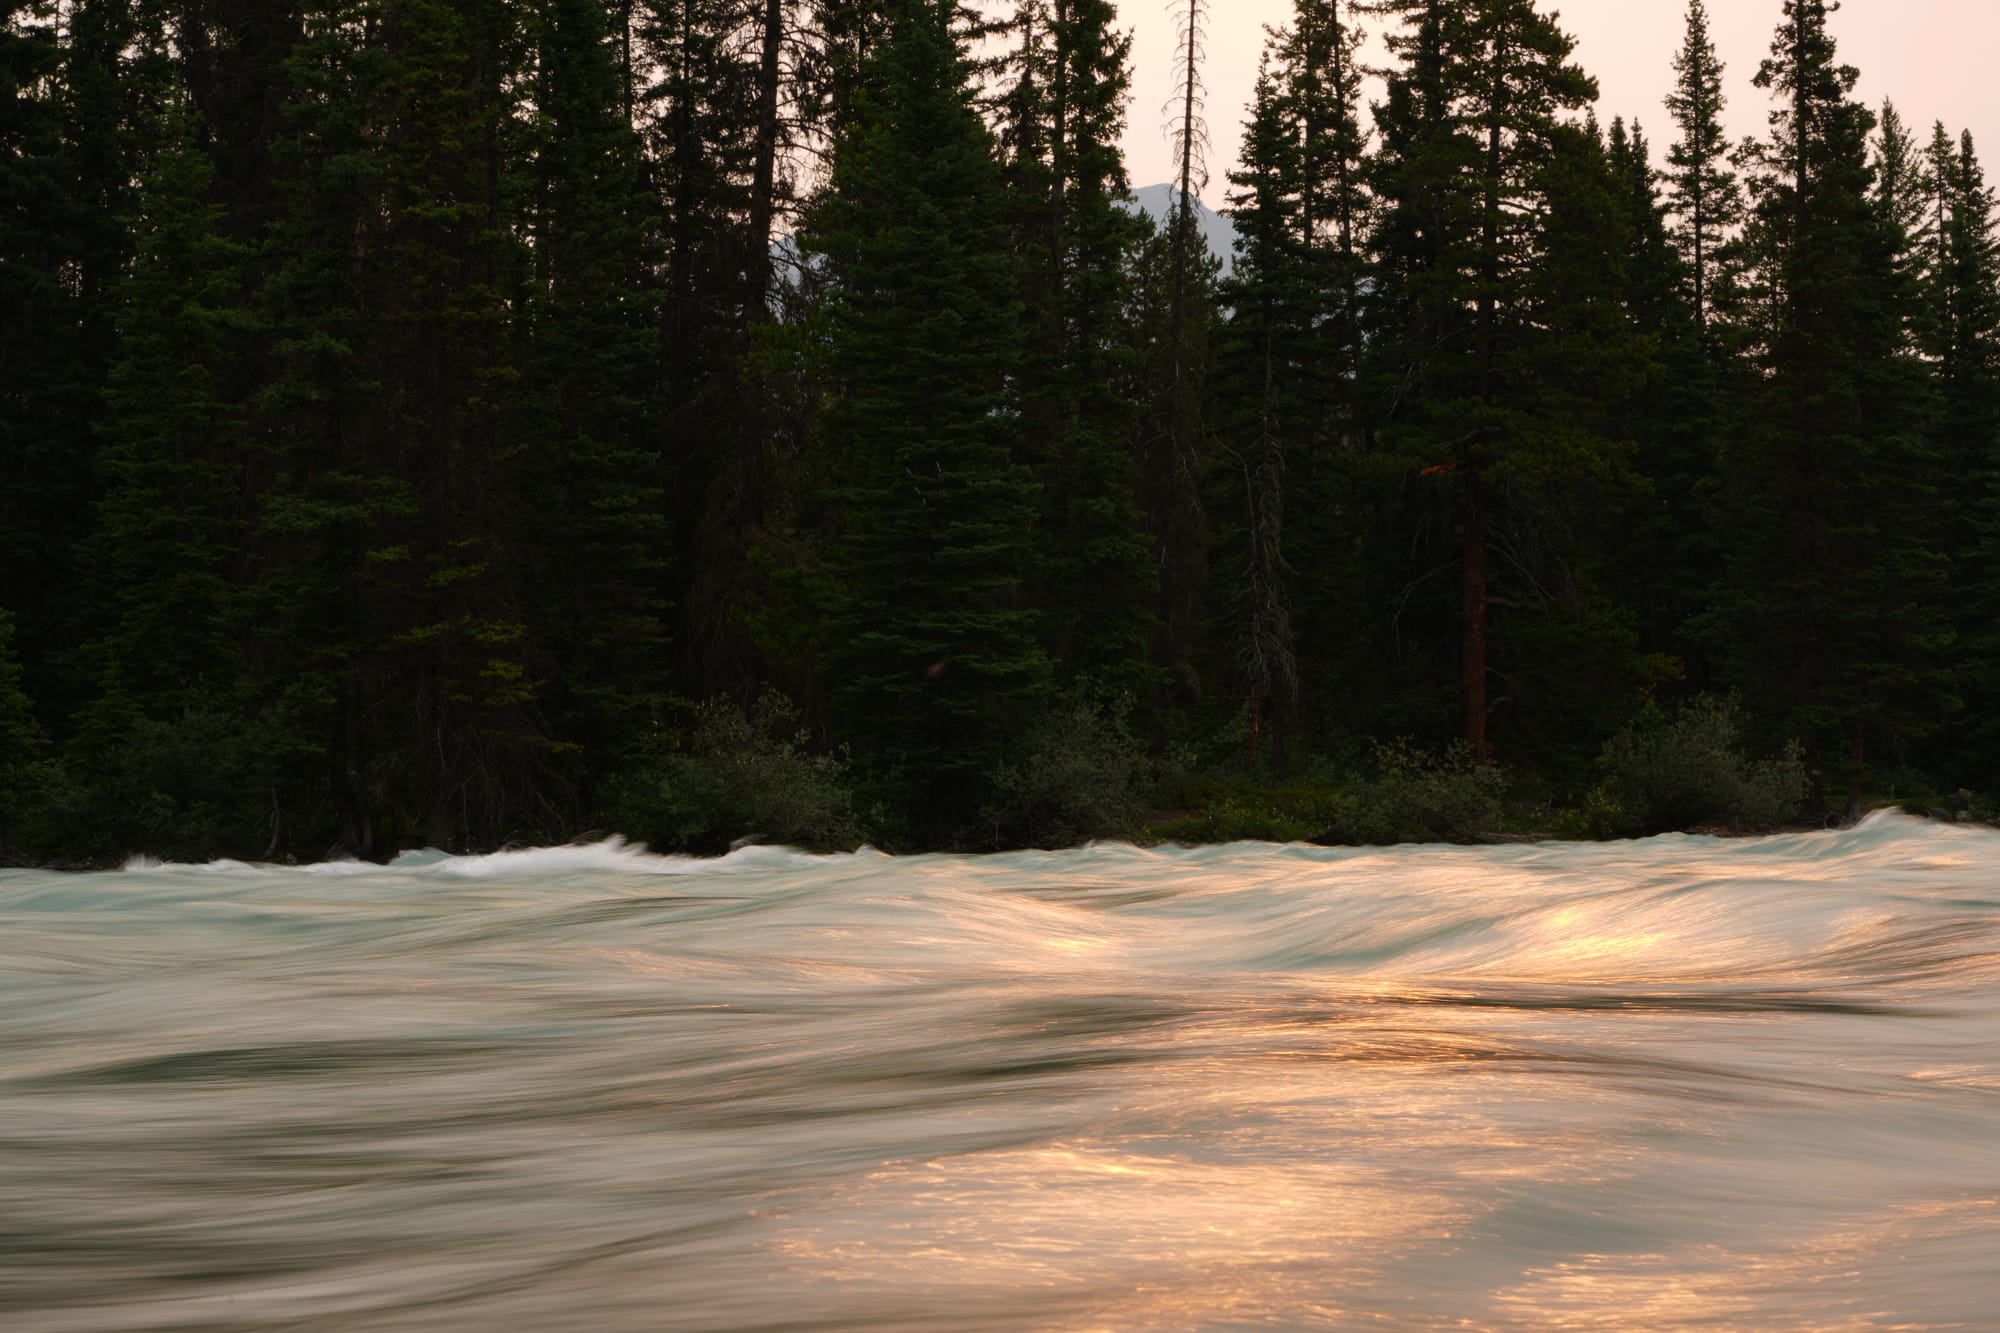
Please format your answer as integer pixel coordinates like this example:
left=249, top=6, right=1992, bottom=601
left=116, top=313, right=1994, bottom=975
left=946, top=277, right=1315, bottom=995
left=602, top=692, right=868, bottom=854
left=980, top=695, right=1148, bottom=848
left=5, top=0, right=1999, bottom=862
left=1002, top=0, right=1157, bottom=702
left=1344, top=740, right=1508, bottom=844
left=40, top=701, right=324, bottom=864
left=1714, top=0, right=1952, bottom=812
left=0, top=609, right=47, bottom=859
left=1151, top=785, right=1335, bottom=845
left=804, top=0, right=1049, bottom=840
left=1599, top=697, right=1805, bottom=835
left=1155, top=741, right=1503, bottom=846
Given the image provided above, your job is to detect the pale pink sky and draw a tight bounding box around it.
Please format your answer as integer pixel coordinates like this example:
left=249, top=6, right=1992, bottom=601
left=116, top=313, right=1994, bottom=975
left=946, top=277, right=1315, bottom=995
left=1121, top=0, right=2000, bottom=201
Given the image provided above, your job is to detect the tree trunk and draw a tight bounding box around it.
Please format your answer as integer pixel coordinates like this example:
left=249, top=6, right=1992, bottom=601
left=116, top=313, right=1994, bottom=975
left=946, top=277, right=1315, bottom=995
left=1847, top=717, right=1866, bottom=824
left=1248, top=681, right=1262, bottom=771
left=746, top=0, right=784, bottom=309
left=1463, top=468, right=1490, bottom=761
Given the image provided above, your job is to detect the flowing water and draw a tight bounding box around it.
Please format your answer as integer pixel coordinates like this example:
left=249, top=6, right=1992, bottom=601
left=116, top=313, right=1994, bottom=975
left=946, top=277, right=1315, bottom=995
left=4, top=813, right=1998, bottom=1331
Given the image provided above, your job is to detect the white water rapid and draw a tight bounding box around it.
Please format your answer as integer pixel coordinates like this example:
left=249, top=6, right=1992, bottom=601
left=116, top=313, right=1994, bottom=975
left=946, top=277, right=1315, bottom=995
left=3, top=813, right=1997, bottom=1330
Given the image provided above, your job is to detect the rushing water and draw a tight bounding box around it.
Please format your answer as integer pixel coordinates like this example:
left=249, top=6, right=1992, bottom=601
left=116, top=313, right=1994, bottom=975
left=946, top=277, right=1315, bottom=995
left=3, top=814, right=1998, bottom=1331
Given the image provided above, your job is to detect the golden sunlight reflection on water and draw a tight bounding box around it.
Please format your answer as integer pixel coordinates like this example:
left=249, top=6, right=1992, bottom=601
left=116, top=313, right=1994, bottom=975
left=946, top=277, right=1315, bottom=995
left=2, top=816, right=1997, bottom=1330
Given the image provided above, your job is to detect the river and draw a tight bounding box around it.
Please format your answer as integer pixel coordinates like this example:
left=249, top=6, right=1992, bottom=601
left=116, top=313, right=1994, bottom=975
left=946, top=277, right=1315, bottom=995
left=3, top=813, right=1997, bottom=1330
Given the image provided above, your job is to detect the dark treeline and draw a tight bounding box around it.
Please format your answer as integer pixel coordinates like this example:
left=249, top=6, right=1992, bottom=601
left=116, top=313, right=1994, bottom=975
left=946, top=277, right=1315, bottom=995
left=3, top=0, right=1997, bottom=861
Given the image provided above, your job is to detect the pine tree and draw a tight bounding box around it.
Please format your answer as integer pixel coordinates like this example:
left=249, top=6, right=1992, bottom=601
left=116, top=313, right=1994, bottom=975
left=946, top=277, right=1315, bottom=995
left=635, top=0, right=805, bottom=698
left=0, top=2, right=68, bottom=703
left=516, top=0, right=671, bottom=800
left=1152, top=0, right=1211, bottom=696
left=1874, top=101, right=1929, bottom=320
left=1125, top=197, right=1220, bottom=712
left=1361, top=0, right=1606, bottom=760
left=1720, top=0, right=1950, bottom=816
left=251, top=0, right=553, bottom=854
left=1002, top=0, right=1155, bottom=703
left=1663, top=0, right=1741, bottom=343
left=88, top=112, right=255, bottom=724
left=0, top=607, right=46, bottom=859
left=1214, top=0, right=1370, bottom=768
left=1922, top=130, right=2000, bottom=785
left=1217, top=61, right=1303, bottom=770
left=1656, top=3, right=1746, bottom=691
left=803, top=0, right=1047, bottom=843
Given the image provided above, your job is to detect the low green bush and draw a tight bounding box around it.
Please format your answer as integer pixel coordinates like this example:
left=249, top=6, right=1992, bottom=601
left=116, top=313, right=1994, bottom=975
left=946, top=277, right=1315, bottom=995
left=602, top=691, right=869, bottom=854
left=1150, top=784, right=1339, bottom=844
left=6, top=691, right=329, bottom=865
left=1598, top=696, right=1804, bottom=835
left=1337, top=740, right=1506, bottom=843
left=980, top=695, right=1149, bottom=848
left=1151, top=741, right=1504, bottom=846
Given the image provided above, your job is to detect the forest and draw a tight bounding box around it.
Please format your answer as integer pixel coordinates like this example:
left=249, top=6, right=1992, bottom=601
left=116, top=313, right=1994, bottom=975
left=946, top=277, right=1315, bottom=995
left=2, top=0, right=1997, bottom=862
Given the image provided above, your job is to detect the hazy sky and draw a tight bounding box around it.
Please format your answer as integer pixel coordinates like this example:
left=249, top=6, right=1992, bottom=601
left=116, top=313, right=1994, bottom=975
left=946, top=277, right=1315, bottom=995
left=1120, top=1, right=2000, bottom=201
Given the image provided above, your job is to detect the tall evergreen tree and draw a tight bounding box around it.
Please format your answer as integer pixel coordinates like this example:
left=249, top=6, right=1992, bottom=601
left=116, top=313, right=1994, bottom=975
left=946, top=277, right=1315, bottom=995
left=516, top=0, right=671, bottom=797
left=1600, top=115, right=1715, bottom=691
left=1362, top=0, right=1609, bottom=760
left=86, top=111, right=254, bottom=727
left=1874, top=101, right=1930, bottom=324
left=1663, top=0, right=1741, bottom=342
left=1151, top=0, right=1211, bottom=697
left=250, top=0, right=552, bottom=854
left=0, top=1, right=68, bottom=702
left=0, top=607, right=45, bottom=859
left=1002, top=0, right=1154, bottom=703
left=1719, top=0, right=1949, bottom=815
left=1921, top=129, right=2000, bottom=784
left=1216, top=0, right=1369, bottom=767
left=803, top=0, right=1046, bottom=843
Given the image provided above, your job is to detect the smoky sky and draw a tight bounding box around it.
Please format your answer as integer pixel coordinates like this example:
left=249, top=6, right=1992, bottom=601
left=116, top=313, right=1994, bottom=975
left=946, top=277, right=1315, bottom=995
left=1120, top=0, right=2000, bottom=201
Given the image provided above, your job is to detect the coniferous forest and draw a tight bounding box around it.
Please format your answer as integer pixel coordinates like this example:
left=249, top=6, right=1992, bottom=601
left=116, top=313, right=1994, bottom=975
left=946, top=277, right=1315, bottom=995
left=4, top=0, right=1999, bottom=862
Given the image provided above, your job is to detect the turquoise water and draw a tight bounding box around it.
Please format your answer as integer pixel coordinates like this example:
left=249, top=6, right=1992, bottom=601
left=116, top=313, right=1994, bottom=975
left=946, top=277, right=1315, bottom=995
left=3, top=814, right=1997, bottom=1330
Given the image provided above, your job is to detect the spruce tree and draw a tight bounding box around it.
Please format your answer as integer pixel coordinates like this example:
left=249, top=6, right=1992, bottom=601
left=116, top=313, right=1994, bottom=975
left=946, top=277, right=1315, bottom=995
left=252, top=0, right=552, bottom=853
left=0, top=3, right=96, bottom=715
left=1874, top=101, right=1930, bottom=319
left=516, top=0, right=670, bottom=800
left=1720, top=0, right=1950, bottom=816
left=1658, top=1, right=1745, bottom=687
left=1923, top=130, right=2000, bottom=785
left=85, top=113, right=255, bottom=731
left=635, top=0, right=803, bottom=698
left=803, top=0, right=1047, bottom=843
left=1002, top=0, right=1155, bottom=704
left=1215, top=0, right=1369, bottom=767
left=1601, top=116, right=1715, bottom=691
left=0, top=608, right=45, bottom=860
left=1217, top=61, right=1304, bottom=769
left=1663, top=0, right=1741, bottom=342
left=1361, top=0, right=1608, bottom=760
left=1151, top=0, right=1212, bottom=698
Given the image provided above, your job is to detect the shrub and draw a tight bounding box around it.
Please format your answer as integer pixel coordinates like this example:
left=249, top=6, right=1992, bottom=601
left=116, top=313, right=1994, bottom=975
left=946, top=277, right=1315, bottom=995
left=980, top=695, right=1148, bottom=848
left=1336, top=740, right=1506, bottom=844
left=0, top=612, right=45, bottom=862
left=602, top=691, right=868, bottom=854
left=1149, top=783, right=1339, bottom=844
left=1598, top=696, right=1804, bottom=835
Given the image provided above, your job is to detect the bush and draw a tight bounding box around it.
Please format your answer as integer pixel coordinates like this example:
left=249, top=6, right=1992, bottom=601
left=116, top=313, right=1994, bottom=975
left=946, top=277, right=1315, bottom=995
left=1149, top=741, right=1504, bottom=847
left=1598, top=696, right=1804, bottom=835
left=601, top=691, right=868, bottom=854
left=1149, top=783, right=1338, bottom=844
left=25, top=700, right=323, bottom=864
left=980, top=695, right=1148, bottom=848
left=1336, top=740, right=1506, bottom=844
left=0, top=612, right=45, bottom=862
